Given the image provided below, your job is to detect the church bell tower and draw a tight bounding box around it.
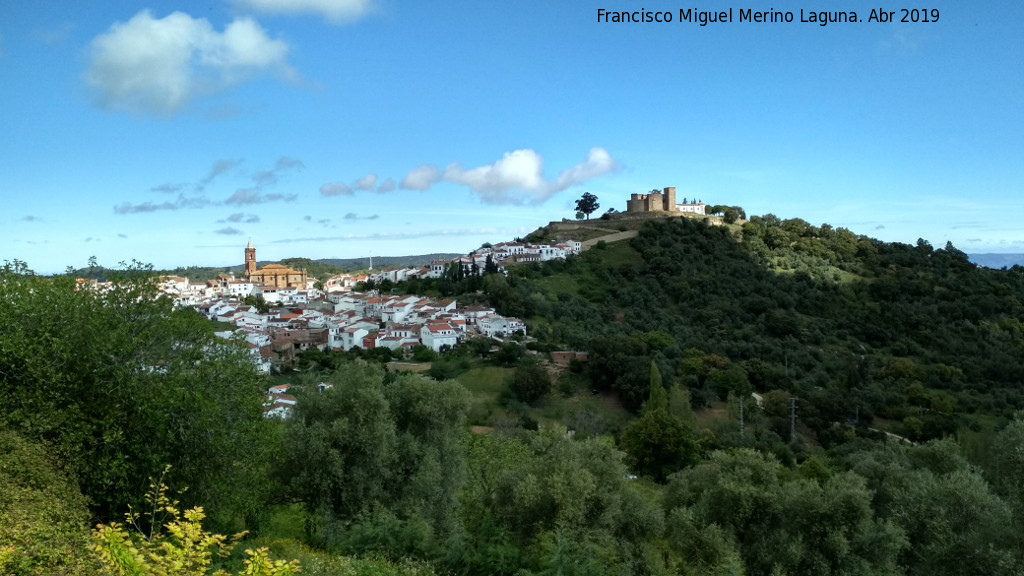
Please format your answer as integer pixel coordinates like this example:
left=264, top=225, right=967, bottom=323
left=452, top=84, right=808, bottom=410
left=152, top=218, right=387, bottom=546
left=245, top=239, right=257, bottom=278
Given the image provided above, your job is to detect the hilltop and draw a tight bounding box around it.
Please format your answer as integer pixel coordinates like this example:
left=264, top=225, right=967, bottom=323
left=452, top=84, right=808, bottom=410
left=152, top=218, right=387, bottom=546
left=456, top=213, right=1024, bottom=445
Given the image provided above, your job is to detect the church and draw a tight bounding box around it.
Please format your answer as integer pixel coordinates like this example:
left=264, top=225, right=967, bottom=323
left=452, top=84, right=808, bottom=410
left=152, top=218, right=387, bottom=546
left=244, top=241, right=309, bottom=289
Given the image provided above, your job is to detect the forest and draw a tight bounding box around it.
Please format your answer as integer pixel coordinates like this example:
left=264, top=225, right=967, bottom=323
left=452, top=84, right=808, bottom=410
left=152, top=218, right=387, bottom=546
left=2, top=211, right=1024, bottom=575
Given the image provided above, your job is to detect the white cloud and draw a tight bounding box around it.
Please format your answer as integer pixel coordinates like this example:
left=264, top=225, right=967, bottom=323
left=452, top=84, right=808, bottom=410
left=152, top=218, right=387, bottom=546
left=354, top=173, right=377, bottom=191
left=197, top=159, right=243, bottom=190
left=84, top=10, right=292, bottom=115
left=222, top=212, right=260, bottom=223
left=550, top=147, right=620, bottom=194
left=224, top=189, right=296, bottom=205
left=232, top=0, right=373, bottom=23
left=114, top=195, right=211, bottom=214
left=443, top=150, right=547, bottom=202
left=252, top=157, right=304, bottom=187
left=441, top=147, right=621, bottom=204
left=400, top=165, right=442, bottom=191
left=320, top=182, right=353, bottom=196
left=326, top=148, right=619, bottom=204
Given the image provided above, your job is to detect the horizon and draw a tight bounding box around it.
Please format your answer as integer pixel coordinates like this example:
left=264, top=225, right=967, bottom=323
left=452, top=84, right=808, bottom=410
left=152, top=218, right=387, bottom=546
left=3, top=1, right=1022, bottom=274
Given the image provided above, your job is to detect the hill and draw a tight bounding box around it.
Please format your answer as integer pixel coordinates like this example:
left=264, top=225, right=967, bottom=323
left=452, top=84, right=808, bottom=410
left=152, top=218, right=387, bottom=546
left=66, top=252, right=465, bottom=282
left=474, top=215, right=1024, bottom=445
left=11, top=215, right=1024, bottom=576
left=968, top=253, right=1024, bottom=269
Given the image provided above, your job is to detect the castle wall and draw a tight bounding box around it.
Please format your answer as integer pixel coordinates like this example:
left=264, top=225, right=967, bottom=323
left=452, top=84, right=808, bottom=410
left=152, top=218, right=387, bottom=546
left=647, top=193, right=663, bottom=211
left=663, top=187, right=676, bottom=211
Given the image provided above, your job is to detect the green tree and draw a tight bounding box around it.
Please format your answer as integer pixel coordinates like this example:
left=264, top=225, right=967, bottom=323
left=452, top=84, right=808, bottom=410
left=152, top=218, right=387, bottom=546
left=574, top=192, right=600, bottom=220
left=844, top=440, right=1019, bottom=576
left=646, top=361, right=667, bottom=412
left=0, top=262, right=276, bottom=528
left=282, top=363, right=469, bottom=536
left=476, top=427, right=666, bottom=574
left=508, top=361, right=551, bottom=405
left=619, top=363, right=698, bottom=481
left=0, top=429, right=98, bottom=575
left=666, top=449, right=907, bottom=576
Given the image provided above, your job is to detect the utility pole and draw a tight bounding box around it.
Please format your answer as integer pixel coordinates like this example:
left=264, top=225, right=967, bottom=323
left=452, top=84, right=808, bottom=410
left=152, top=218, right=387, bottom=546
left=789, top=396, right=798, bottom=443
left=739, top=396, right=745, bottom=444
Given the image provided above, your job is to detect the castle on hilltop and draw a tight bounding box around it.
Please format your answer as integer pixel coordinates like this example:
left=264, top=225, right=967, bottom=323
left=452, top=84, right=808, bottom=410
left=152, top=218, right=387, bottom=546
left=244, top=240, right=308, bottom=289
left=626, top=186, right=706, bottom=215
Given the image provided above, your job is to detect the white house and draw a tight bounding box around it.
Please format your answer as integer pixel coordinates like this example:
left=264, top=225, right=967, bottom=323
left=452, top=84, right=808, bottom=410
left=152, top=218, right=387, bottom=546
left=461, top=305, right=496, bottom=325
left=428, top=261, right=448, bottom=279
left=421, top=322, right=458, bottom=352
left=336, top=326, right=369, bottom=351
left=675, top=202, right=706, bottom=215
left=226, top=280, right=256, bottom=298
left=478, top=315, right=527, bottom=338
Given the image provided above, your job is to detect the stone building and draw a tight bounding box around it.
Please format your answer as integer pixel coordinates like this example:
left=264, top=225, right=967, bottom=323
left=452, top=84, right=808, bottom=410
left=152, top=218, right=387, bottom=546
left=626, top=186, right=706, bottom=215
left=243, top=241, right=308, bottom=289
left=627, top=186, right=677, bottom=212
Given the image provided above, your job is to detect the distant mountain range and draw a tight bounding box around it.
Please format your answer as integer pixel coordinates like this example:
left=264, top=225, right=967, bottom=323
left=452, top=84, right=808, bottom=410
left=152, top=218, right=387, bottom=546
left=224, top=253, right=465, bottom=273
left=67, top=253, right=466, bottom=282
left=967, top=254, right=1024, bottom=269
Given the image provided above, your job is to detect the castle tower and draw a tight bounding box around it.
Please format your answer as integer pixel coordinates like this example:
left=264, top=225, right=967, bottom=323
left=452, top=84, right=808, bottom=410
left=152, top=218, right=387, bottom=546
left=647, top=192, right=664, bottom=212
left=663, top=187, right=676, bottom=211
left=244, top=239, right=257, bottom=278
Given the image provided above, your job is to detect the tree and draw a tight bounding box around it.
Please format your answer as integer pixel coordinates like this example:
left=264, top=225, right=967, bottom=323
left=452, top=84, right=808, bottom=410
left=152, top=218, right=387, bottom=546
left=844, top=440, right=1019, bottom=576
left=282, top=363, right=469, bottom=535
left=0, top=261, right=276, bottom=528
left=484, top=254, right=499, bottom=275
left=666, top=449, right=907, bottom=576
left=620, top=363, right=699, bottom=481
left=509, top=361, right=551, bottom=405
left=474, top=426, right=666, bottom=574
left=574, top=192, right=600, bottom=220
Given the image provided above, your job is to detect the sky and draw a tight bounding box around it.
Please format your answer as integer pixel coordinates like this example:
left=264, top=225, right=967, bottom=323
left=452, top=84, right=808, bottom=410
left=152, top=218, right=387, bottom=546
left=1, top=1, right=1021, bottom=273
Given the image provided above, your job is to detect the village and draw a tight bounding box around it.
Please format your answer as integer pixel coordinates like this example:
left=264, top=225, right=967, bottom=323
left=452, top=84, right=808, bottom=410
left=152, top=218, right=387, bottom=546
left=152, top=238, right=584, bottom=418
left=146, top=189, right=712, bottom=418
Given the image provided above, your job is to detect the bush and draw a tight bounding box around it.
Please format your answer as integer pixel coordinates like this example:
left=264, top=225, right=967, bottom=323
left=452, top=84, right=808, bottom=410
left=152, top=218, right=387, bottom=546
left=0, top=430, right=98, bottom=575
left=428, top=357, right=470, bottom=381
left=492, top=342, right=524, bottom=367
left=509, top=363, right=552, bottom=405
left=412, top=345, right=438, bottom=362
left=90, top=468, right=301, bottom=575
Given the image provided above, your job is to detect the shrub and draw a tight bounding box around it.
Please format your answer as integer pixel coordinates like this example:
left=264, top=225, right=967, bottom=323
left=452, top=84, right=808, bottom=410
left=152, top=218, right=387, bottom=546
left=90, top=467, right=301, bottom=576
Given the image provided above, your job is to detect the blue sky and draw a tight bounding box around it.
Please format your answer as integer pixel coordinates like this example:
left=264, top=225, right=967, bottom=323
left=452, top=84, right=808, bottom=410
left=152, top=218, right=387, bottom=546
left=1, top=1, right=1021, bottom=273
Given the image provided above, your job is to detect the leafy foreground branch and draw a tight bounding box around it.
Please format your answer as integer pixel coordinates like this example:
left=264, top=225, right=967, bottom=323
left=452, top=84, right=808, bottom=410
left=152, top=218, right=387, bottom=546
left=91, top=468, right=300, bottom=576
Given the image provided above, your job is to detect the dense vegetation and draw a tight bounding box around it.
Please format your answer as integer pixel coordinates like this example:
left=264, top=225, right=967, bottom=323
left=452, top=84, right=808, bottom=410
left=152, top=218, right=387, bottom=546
left=502, top=216, right=1024, bottom=444
left=4, top=211, right=1024, bottom=575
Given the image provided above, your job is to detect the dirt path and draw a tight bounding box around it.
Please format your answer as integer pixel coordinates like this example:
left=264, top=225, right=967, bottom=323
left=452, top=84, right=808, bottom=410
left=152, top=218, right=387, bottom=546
left=580, top=230, right=639, bottom=250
